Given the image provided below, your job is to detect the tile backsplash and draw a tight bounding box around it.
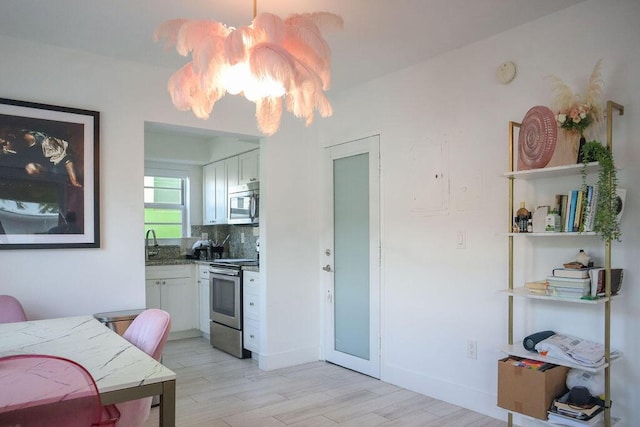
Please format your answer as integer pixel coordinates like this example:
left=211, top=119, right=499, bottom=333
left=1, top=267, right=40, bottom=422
left=190, top=224, right=259, bottom=259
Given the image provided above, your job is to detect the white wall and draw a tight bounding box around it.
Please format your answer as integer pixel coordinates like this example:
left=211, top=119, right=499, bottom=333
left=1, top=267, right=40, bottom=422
left=261, top=0, right=639, bottom=425
left=1, top=0, right=638, bottom=425
left=0, top=34, right=258, bottom=319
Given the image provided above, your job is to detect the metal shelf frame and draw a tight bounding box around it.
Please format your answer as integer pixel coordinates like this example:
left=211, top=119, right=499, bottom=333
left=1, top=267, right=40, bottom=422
left=503, top=101, right=624, bottom=427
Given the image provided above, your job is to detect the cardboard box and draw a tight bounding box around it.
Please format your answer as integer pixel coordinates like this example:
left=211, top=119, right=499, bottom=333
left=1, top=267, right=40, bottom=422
left=497, top=357, right=569, bottom=420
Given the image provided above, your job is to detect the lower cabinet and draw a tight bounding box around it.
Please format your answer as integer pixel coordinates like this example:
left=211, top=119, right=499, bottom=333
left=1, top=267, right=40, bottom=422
left=243, top=270, right=260, bottom=353
left=145, top=265, right=197, bottom=338
left=197, top=265, right=210, bottom=336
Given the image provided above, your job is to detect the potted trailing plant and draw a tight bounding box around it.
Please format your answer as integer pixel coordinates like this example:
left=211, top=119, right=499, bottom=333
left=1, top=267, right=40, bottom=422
left=580, top=140, right=620, bottom=241
left=549, top=60, right=620, bottom=241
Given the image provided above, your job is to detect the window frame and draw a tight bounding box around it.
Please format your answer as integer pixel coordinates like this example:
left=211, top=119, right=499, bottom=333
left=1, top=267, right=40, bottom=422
left=144, top=173, right=189, bottom=242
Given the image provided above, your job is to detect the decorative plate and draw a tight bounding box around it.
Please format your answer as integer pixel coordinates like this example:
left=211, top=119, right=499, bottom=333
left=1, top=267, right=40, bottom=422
left=518, top=106, right=557, bottom=170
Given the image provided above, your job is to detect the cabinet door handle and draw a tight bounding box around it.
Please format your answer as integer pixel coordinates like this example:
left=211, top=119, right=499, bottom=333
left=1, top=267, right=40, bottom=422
left=249, top=278, right=255, bottom=282
left=249, top=302, right=255, bottom=306
left=250, top=334, right=255, bottom=338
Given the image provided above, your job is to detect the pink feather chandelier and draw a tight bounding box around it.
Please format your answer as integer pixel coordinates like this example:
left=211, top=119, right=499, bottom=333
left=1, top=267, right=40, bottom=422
left=155, top=1, right=343, bottom=136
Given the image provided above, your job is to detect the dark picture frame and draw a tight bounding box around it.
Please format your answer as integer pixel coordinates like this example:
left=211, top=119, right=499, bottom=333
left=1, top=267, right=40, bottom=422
left=0, top=98, right=99, bottom=249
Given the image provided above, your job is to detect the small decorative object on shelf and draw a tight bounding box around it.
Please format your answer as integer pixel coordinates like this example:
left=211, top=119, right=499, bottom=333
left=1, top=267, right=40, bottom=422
left=517, top=106, right=558, bottom=170
left=545, top=210, right=562, bottom=232
left=532, top=206, right=549, bottom=232
left=516, top=202, right=530, bottom=233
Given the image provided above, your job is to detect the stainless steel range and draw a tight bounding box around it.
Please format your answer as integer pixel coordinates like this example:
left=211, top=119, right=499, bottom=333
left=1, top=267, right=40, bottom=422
left=209, top=258, right=258, bottom=358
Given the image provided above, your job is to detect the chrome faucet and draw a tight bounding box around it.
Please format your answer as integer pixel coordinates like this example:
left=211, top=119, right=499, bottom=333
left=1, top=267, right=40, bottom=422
left=145, top=228, right=159, bottom=260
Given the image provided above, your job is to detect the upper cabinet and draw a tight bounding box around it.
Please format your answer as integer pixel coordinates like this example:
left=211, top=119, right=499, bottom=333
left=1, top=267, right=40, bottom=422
left=202, top=149, right=259, bottom=225
left=226, top=156, right=239, bottom=189
left=203, top=160, right=227, bottom=225
left=238, top=150, right=260, bottom=185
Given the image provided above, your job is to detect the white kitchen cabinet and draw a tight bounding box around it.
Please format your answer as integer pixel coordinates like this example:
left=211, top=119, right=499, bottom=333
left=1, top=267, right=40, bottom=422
left=197, top=264, right=210, bottom=336
left=243, top=270, right=260, bottom=353
left=203, top=150, right=258, bottom=225
left=203, top=160, right=227, bottom=225
left=238, top=150, right=259, bottom=185
left=226, top=156, right=239, bottom=189
left=145, top=265, right=198, bottom=339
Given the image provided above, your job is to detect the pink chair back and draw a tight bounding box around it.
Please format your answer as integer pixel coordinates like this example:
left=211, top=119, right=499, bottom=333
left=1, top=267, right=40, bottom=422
left=0, top=295, right=27, bottom=323
left=122, top=309, right=171, bottom=361
left=115, top=309, right=170, bottom=427
left=0, top=354, right=118, bottom=427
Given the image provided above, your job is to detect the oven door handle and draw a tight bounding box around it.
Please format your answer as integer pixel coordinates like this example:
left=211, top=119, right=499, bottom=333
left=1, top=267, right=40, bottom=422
left=209, top=268, right=240, bottom=276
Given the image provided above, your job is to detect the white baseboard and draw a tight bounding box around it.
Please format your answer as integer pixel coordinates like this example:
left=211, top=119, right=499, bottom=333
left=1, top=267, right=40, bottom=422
left=167, top=328, right=201, bottom=341
left=383, top=362, right=505, bottom=422
left=258, top=345, right=320, bottom=371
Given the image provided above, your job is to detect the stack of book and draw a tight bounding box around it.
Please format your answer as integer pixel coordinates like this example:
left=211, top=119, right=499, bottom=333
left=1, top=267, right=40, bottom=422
left=547, top=268, right=592, bottom=299
left=548, top=392, right=604, bottom=426
left=524, top=280, right=548, bottom=295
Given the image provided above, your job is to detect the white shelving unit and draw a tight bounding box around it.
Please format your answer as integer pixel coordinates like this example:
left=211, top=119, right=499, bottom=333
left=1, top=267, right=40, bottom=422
left=503, top=161, right=599, bottom=180
left=507, top=232, right=597, bottom=237
left=500, top=287, right=612, bottom=304
left=500, top=101, right=624, bottom=427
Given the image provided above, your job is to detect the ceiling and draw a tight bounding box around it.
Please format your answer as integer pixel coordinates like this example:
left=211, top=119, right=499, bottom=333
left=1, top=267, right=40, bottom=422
left=1, top=0, right=586, bottom=92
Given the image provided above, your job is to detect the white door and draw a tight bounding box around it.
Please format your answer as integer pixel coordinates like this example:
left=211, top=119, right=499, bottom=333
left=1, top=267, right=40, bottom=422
left=322, top=135, right=380, bottom=378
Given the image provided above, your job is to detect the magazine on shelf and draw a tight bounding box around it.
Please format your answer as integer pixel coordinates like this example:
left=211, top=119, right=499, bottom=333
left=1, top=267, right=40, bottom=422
left=534, top=334, right=620, bottom=368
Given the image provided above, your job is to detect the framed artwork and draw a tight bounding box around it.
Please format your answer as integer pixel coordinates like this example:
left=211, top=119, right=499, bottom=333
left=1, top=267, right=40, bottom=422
left=0, top=98, right=100, bottom=249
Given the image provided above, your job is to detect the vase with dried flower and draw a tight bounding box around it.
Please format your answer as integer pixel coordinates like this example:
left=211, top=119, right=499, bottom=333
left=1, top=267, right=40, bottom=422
left=549, top=60, right=604, bottom=163
left=556, top=103, right=592, bottom=162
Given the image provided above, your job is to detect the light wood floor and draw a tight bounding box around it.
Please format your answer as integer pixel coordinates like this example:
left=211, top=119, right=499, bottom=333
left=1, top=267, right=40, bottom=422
left=145, top=337, right=507, bottom=427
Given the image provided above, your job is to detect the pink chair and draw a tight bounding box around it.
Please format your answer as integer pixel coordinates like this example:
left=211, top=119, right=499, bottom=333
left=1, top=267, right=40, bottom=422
left=0, top=295, right=27, bottom=323
left=0, top=354, right=119, bottom=427
left=114, top=309, right=171, bottom=427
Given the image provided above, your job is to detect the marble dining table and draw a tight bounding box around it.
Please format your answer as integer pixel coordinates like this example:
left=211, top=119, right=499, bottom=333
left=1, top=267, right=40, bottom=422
left=0, top=315, right=176, bottom=427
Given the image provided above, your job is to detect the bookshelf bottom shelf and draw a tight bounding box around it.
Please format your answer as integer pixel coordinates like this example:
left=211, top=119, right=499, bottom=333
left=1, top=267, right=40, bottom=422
left=501, top=409, right=619, bottom=427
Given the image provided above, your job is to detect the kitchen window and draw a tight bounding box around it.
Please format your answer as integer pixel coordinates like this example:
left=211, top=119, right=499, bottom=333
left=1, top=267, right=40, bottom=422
left=144, top=175, right=187, bottom=239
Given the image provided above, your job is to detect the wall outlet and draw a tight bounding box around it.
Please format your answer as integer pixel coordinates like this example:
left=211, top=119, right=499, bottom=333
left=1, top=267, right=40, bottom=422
left=467, top=340, right=477, bottom=359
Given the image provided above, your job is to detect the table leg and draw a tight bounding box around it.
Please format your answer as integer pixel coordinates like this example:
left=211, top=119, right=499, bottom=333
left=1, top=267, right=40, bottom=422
left=159, top=379, right=176, bottom=427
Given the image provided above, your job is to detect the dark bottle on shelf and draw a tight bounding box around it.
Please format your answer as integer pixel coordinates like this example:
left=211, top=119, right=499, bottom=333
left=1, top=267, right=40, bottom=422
left=516, top=202, right=530, bottom=233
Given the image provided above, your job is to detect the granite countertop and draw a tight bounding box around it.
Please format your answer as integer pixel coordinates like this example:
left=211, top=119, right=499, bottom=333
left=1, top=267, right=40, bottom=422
left=145, top=258, right=197, bottom=267
left=145, top=258, right=260, bottom=271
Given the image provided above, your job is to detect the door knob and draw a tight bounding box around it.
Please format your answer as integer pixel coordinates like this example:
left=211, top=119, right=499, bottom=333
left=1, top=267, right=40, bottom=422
left=322, top=264, right=332, bottom=272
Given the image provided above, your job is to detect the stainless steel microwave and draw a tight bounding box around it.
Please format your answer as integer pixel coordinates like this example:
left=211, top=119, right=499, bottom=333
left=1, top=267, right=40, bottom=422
left=228, top=182, right=259, bottom=224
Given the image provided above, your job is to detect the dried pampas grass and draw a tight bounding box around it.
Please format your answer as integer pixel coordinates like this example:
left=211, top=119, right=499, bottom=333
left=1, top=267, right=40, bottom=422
left=548, top=60, right=604, bottom=138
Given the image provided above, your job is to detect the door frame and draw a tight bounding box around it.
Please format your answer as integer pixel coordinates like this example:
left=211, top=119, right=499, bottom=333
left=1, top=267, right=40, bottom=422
left=320, top=134, right=381, bottom=378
